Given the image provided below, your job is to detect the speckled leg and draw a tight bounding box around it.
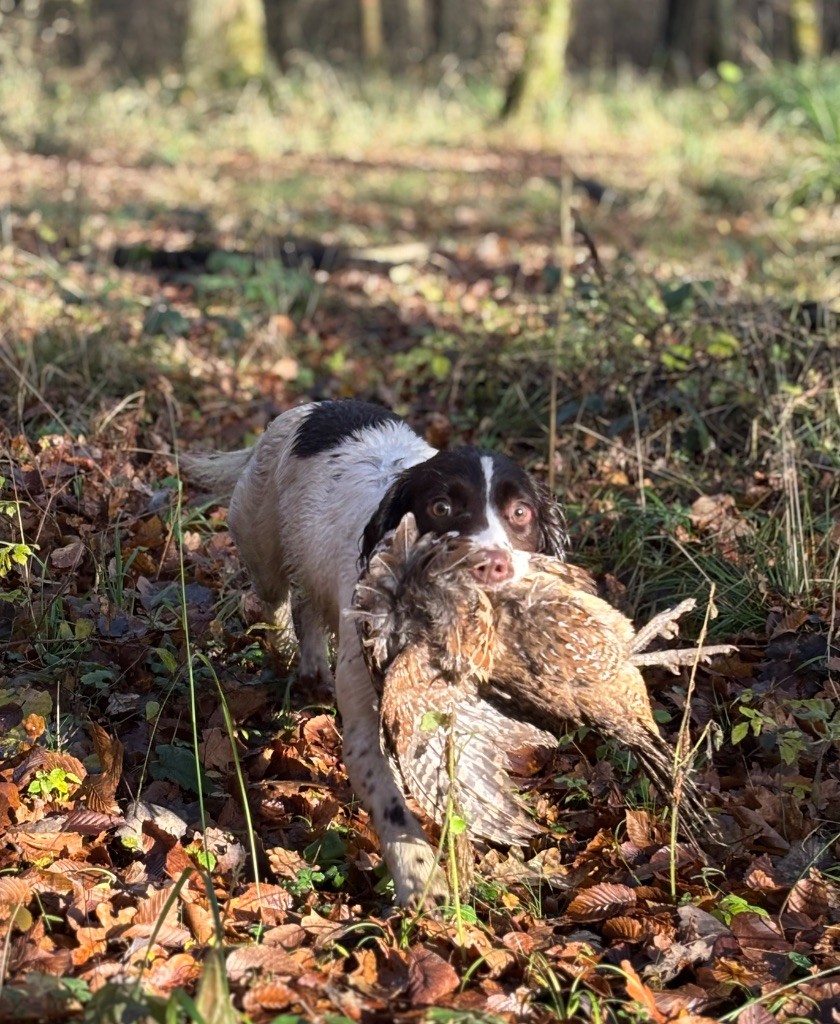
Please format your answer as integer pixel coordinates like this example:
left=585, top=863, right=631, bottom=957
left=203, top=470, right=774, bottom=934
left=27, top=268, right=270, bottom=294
left=335, top=616, right=448, bottom=907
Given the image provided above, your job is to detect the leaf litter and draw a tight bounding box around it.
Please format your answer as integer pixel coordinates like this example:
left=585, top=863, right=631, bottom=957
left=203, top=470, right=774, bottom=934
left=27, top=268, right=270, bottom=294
left=0, top=135, right=839, bottom=1023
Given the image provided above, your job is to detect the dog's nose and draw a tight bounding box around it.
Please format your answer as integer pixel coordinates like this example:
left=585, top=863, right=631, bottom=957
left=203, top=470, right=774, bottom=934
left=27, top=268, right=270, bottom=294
left=470, top=548, right=514, bottom=585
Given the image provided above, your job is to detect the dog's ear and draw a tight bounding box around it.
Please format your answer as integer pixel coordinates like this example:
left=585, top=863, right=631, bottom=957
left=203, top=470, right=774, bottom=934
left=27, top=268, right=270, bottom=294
left=359, top=475, right=412, bottom=568
left=537, top=489, right=568, bottom=559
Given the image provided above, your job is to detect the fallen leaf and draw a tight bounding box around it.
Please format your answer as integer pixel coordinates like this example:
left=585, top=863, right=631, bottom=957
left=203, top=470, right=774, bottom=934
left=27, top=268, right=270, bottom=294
left=622, top=960, right=667, bottom=1023
left=62, top=809, right=121, bottom=835
left=0, top=877, right=31, bottom=906
left=653, top=983, right=710, bottom=1016
left=14, top=830, right=84, bottom=860
left=135, top=885, right=180, bottom=928
left=14, top=748, right=86, bottom=788
left=407, top=945, right=459, bottom=1006
left=787, top=871, right=829, bottom=919
left=225, top=946, right=303, bottom=981
left=299, top=908, right=346, bottom=948
left=123, top=922, right=192, bottom=949
left=267, top=846, right=308, bottom=879
left=242, top=980, right=296, bottom=1015
left=730, top=913, right=790, bottom=953
left=483, top=948, right=516, bottom=978
left=263, top=924, right=307, bottom=949
left=769, top=608, right=809, bottom=639
left=0, top=780, right=21, bottom=827
left=501, top=931, right=534, bottom=956
left=567, top=882, right=637, bottom=922
left=199, top=728, right=234, bottom=772
left=603, top=916, right=646, bottom=942
left=145, top=953, right=201, bottom=996
left=183, top=901, right=216, bottom=945
left=50, top=537, right=85, bottom=570
left=229, top=883, right=291, bottom=926
left=736, top=1003, right=778, bottom=1024
left=625, top=808, right=666, bottom=848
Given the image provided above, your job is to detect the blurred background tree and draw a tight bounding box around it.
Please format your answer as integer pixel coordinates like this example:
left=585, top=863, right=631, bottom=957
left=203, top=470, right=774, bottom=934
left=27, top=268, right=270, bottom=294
left=790, top=0, right=822, bottom=59
left=184, top=0, right=269, bottom=86
left=9, top=0, right=837, bottom=84
left=661, top=0, right=699, bottom=78
left=359, top=0, right=384, bottom=67
left=500, top=0, right=574, bottom=120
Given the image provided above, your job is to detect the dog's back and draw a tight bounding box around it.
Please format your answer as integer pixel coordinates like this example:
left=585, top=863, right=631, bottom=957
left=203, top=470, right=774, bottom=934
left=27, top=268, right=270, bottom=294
left=263, top=406, right=432, bottom=630
left=182, top=401, right=433, bottom=627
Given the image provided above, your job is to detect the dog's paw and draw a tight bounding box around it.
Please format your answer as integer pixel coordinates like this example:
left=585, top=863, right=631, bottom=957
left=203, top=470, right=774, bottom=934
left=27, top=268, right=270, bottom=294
left=386, top=836, right=450, bottom=910
left=298, top=652, right=334, bottom=695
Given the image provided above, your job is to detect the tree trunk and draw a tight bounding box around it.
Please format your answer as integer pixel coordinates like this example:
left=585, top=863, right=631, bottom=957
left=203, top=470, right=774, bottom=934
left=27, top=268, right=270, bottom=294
left=501, top=0, right=573, bottom=120
left=478, top=0, right=502, bottom=59
left=660, top=0, right=697, bottom=80
left=708, top=0, right=736, bottom=66
left=406, top=0, right=428, bottom=59
left=270, top=0, right=304, bottom=66
left=431, top=0, right=462, bottom=55
left=360, top=0, right=384, bottom=66
left=790, top=0, right=822, bottom=58
left=184, top=0, right=268, bottom=87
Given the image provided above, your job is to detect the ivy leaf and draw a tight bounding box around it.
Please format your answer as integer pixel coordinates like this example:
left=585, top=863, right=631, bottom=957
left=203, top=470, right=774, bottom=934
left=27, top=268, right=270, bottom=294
left=731, top=721, right=749, bottom=745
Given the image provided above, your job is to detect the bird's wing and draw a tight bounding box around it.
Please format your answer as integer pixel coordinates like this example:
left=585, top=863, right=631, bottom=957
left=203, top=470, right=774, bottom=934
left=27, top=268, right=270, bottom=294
left=490, top=599, right=625, bottom=703
left=385, top=652, right=552, bottom=846
left=494, top=568, right=638, bottom=692
left=525, top=555, right=599, bottom=595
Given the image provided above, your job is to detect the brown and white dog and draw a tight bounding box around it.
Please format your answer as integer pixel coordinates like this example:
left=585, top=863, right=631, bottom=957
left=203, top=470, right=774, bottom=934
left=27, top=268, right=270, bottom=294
left=182, top=399, right=566, bottom=905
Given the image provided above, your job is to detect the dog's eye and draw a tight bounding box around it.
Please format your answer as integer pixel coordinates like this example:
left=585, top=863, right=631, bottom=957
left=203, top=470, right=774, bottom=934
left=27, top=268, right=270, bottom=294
left=430, top=499, right=452, bottom=518
left=509, top=503, right=533, bottom=525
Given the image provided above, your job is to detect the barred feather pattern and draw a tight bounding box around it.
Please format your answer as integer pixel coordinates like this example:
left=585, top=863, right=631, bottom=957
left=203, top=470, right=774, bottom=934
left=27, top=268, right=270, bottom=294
left=353, top=514, right=719, bottom=851
left=354, top=516, right=555, bottom=843
left=382, top=645, right=553, bottom=845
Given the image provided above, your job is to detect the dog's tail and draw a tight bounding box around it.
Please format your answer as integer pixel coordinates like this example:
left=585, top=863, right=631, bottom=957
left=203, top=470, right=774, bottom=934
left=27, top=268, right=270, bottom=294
left=179, top=447, right=254, bottom=499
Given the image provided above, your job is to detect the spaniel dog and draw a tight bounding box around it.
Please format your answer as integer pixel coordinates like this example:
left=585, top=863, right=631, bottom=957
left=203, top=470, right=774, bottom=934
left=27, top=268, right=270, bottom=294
left=182, top=399, right=566, bottom=905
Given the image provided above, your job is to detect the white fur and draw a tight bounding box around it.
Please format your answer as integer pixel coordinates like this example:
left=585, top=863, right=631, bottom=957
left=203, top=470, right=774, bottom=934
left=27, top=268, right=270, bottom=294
left=472, top=455, right=530, bottom=582
left=469, top=455, right=509, bottom=547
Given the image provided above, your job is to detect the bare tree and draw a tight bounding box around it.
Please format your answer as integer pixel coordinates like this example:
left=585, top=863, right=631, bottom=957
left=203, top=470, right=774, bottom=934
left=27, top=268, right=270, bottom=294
left=184, top=0, right=268, bottom=87
left=660, top=0, right=698, bottom=79
left=790, top=0, right=822, bottom=58
left=708, top=0, right=736, bottom=66
left=501, top=0, right=574, bottom=120
left=406, top=0, right=428, bottom=58
left=360, top=0, right=384, bottom=66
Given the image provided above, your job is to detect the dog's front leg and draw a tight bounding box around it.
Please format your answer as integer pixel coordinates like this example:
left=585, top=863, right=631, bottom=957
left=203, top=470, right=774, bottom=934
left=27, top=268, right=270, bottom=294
left=335, top=619, right=448, bottom=908
left=290, top=589, right=333, bottom=691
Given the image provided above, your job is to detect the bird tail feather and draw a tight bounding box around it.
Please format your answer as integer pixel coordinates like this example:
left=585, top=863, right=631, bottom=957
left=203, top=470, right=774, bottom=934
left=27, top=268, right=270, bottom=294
left=634, top=735, right=723, bottom=850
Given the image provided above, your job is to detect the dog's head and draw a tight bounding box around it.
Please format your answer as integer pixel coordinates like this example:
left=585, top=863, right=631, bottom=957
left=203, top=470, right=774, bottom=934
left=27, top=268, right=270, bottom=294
left=360, top=447, right=566, bottom=575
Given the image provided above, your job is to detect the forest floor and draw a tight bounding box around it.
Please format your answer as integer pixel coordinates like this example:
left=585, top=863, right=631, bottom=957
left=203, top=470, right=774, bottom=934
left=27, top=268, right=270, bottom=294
left=0, top=63, right=839, bottom=1024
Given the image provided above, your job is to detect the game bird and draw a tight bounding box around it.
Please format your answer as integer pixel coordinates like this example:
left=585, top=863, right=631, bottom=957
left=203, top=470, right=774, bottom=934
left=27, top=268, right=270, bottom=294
left=353, top=514, right=731, bottom=851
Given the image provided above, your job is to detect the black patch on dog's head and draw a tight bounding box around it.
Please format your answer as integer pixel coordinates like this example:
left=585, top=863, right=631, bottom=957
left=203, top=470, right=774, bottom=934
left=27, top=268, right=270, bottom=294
left=361, top=448, right=487, bottom=565
left=360, top=446, right=567, bottom=566
left=292, top=400, right=404, bottom=459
